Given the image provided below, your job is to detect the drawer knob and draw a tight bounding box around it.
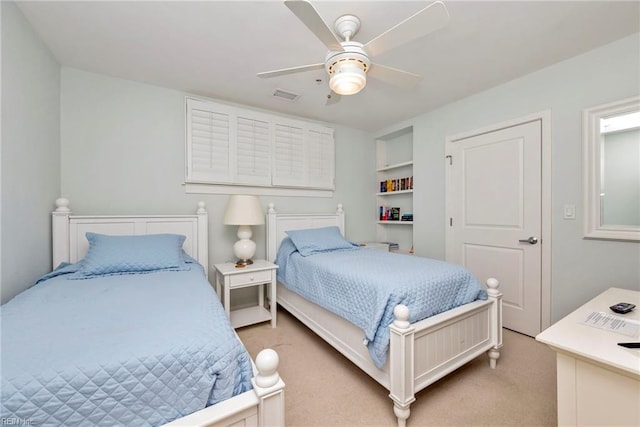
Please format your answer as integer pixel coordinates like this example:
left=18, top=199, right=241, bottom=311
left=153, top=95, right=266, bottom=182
left=249, top=276, right=254, bottom=281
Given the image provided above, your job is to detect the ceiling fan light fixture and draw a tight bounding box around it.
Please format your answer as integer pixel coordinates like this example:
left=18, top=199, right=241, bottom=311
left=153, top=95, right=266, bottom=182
left=329, top=62, right=367, bottom=95
left=260, top=2, right=450, bottom=103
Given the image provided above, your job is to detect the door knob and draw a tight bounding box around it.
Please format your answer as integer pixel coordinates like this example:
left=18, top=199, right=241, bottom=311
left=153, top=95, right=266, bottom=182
left=518, top=237, right=538, bottom=245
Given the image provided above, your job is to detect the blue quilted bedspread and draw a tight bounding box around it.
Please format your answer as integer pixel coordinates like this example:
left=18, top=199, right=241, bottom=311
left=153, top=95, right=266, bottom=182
left=276, top=239, right=487, bottom=368
left=0, top=264, right=253, bottom=426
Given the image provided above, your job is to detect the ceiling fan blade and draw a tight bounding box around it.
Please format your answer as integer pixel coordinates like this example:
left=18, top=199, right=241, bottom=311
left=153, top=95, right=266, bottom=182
left=368, top=63, right=423, bottom=89
left=284, top=0, right=345, bottom=52
left=257, top=63, right=325, bottom=78
left=325, top=91, right=341, bottom=106
left=364, top=1, right=449, bottom=58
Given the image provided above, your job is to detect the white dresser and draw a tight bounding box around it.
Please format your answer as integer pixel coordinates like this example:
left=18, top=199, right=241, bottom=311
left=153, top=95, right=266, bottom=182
left=536, top=287, right=640, bottom=426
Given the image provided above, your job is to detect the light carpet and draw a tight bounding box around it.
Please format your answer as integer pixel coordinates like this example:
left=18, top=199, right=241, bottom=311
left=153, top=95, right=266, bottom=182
left=238, top=307, right=557, bottom=427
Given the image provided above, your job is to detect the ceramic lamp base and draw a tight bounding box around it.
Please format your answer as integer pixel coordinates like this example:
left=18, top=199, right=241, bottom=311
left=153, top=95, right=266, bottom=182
left=233, top=225, right=256, bottom=268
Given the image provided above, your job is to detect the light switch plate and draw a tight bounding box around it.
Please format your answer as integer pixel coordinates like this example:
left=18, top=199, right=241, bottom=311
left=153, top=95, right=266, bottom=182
left=564, top=204, right=576, bottom=220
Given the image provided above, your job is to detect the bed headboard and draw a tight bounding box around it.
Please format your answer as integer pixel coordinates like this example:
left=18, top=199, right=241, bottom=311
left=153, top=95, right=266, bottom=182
left=51, top=198, right=209, bottom=277
left=266, top=203, right=345, bottom=263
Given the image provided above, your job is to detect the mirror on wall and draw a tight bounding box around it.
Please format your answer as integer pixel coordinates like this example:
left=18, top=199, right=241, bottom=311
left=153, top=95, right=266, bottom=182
left=583, top=96, right=640, bottom=241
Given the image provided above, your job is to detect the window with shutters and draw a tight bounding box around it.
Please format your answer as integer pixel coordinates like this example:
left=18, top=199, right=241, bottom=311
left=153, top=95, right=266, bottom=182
left=236, top=115, right=271, bottom=185
left=273, top=123, right=305, bottom=187
left=307, top=128, right=335, bottom=189
left=185, top=97, right=335, bottom=195
left=186, top=106, right=231, bottom=183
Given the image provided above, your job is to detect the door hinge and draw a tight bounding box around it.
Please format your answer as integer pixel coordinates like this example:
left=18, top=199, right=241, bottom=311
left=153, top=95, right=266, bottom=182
left=445, top=155, right=452, bottom=165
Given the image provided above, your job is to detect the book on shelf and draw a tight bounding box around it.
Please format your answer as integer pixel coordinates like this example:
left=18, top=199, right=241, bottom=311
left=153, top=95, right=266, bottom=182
left=379, top=206, right=402, bottom=221
left=379, top=176, right=413, bottom=193
left=401, top=213, right=413, bottom=221
left=380, top=241, right=399, bottom=251
left=390, top=207, right=400, bottom=221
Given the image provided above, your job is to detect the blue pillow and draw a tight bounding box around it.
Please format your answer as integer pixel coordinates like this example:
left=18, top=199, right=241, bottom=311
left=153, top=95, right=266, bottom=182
left=285, top=226, right=359, bottom=256
left=77, top=233, right=189, bottom=277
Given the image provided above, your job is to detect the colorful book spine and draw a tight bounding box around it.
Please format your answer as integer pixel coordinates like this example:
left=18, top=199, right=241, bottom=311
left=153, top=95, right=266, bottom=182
left=379, top=176, right=414, bottom=193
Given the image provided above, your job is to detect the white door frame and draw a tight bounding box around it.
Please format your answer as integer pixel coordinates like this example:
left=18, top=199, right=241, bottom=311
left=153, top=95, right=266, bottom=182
left=445, top=110, right=552, bottom=331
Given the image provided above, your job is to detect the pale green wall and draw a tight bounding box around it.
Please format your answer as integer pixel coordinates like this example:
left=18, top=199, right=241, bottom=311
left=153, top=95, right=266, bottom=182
left=60, top=68, right=375, bottom=269
left=381, top=33, right=640, bottom=321
left=5, top=0, right=639, bottom=324
left=1, top=2, right=60, bottom=303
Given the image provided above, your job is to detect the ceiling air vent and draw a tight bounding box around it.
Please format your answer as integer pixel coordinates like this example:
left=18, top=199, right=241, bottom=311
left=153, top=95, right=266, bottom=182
left=272, top=88, right=301, bottom=102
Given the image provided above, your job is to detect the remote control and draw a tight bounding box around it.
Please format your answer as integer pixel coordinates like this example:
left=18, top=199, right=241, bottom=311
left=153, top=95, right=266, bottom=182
left=618, top=342, right=640, bottom=348
left=610, top=302, right=636, bottom=314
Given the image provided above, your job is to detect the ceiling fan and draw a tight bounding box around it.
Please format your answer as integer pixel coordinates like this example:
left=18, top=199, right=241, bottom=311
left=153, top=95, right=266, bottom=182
left=257, top=0, right=450, bottom=104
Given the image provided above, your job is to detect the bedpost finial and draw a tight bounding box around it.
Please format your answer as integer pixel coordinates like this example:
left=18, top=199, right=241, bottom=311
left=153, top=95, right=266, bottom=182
left=268, top=203, right=276, bottom=214
left=336, top=203, right=343, bottom=213
left=485, top=278, right=500, bottom=297
left=393, top=304, right=410, bottom=329
left=55, top=198, right=70, bottom=213
left=197, top=201, right=206, bottom=213
left=255, top=348, right=280, bottom=388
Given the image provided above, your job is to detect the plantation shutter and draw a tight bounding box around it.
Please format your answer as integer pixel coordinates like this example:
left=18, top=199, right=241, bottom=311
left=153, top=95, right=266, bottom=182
left=273, top=123, right=305, bottom=187
left=186, top=99, right=232, bottom=183
left=307, top=128, right=335, bottom=189
left=235, top=116, right=271, bottom=185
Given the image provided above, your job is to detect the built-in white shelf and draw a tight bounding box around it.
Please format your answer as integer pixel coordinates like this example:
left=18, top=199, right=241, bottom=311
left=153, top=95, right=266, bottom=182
left=376, top=127, right=414, bottom=253
left=377, top=160, right=413, bottom=172
left=377, top=221, right=414, bottom=225
left=376, top=189, right=413, bottom=196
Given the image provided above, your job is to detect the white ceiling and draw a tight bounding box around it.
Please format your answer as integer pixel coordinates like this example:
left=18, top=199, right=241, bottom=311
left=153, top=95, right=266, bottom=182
left=16, top=0, right=640, bottom=132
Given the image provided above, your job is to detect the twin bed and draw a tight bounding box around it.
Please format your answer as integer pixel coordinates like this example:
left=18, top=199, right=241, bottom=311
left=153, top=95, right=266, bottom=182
left=1, top=200, right=284, bottom=427
left=1, top=200, right=502, bottom=427
left=267, top=203, right=503, bottom=427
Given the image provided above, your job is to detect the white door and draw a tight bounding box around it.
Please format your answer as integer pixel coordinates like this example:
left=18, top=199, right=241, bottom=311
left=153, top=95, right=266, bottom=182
left=446, top=120, right=542, bottom=336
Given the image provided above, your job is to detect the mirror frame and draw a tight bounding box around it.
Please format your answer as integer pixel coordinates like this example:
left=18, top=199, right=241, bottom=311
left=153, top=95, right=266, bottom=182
left=583, top=95, right=640, bottom=241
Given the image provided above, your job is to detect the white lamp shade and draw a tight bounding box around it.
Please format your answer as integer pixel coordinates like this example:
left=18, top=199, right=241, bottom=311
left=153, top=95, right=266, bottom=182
left=223, top=195, right=264, bottom=225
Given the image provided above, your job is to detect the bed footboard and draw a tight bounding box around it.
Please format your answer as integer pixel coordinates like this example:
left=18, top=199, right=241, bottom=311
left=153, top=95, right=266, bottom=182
left=164, top=349, right=285, bottom=427
left=388, top=278, right=502, bottom=427
left=266, top=203, right=503, bottom=427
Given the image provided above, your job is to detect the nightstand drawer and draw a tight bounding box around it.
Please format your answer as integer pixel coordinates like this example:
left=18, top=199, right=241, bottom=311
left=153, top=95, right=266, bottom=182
left=229, top=269, right=273, bottom=286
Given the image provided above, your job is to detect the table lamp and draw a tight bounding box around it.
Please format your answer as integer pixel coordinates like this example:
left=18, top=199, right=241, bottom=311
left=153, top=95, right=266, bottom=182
left=223, top=195, right=264, bottom=267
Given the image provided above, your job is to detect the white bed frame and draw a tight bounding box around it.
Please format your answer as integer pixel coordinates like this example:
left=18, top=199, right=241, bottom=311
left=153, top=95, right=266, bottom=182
left=266, top=203, right=503, bottom=427
left=51, top=198, right=285, bottom=427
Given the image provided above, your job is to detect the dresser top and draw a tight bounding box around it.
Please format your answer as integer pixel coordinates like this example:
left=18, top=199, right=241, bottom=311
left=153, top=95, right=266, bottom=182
left=536, top=287, right=640, bottom=377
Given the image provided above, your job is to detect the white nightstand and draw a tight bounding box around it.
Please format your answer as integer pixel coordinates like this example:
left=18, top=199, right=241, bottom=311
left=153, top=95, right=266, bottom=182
left=213, top=260, right=278, bottom=328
